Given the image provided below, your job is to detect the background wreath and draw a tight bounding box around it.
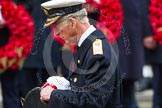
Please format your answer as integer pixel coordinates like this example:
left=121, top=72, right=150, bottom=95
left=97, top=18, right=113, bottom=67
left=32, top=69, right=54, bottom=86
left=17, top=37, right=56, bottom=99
left=0, top=1, right=34, bottom=73
left=149, top=0, right=162, bottom=45
left=86, top=0, right=123, bottom=43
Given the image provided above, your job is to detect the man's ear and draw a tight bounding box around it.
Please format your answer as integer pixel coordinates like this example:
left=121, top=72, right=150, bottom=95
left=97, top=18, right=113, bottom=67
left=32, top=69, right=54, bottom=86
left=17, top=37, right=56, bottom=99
left=68, top=17, right=76, bottom=29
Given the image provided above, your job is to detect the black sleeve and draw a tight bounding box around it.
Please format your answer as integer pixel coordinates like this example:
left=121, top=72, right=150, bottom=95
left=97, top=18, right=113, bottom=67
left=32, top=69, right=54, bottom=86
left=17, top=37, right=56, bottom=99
left=141, top=0, right=153, bottom=37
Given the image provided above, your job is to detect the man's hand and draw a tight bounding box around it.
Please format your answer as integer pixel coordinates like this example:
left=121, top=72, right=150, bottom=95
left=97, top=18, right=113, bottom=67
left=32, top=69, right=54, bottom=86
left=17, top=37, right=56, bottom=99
left=143, top=36, right=157, bottom=49
left=0, top=23, right=5, bottom=29
left=40, top=86, right=55, bottom=102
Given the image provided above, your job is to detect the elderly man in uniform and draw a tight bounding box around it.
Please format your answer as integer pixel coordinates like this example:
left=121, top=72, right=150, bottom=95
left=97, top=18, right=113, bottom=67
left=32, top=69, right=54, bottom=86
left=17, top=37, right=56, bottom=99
left=40, top=0, right=122, bottom=108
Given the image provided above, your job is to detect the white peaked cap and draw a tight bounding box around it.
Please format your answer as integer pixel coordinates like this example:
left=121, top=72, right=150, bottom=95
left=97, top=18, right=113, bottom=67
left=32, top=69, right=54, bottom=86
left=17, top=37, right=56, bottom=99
left=41, top=0, right=86, bottom=9
left=41, top=0, right=86, bottom=27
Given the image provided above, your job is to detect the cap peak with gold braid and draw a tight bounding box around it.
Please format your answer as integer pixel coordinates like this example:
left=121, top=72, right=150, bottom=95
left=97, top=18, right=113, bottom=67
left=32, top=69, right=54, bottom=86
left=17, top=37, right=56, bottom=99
left=41, top=0, right=86, bottom=27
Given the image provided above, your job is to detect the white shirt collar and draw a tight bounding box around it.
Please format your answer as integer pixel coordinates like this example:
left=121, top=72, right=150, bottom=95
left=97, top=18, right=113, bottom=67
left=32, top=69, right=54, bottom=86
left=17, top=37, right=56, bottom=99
left=78, top=25, right=96, bottom=47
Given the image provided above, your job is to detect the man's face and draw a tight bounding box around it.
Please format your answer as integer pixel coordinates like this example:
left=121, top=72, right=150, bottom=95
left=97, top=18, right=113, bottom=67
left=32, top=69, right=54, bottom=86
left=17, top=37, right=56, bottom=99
left=54, top=19, right=77, bottom=43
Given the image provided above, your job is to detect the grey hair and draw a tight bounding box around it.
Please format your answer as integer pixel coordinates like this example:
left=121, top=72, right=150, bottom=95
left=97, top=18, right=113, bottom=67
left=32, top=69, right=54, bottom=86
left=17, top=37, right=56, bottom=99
left=60, top=8, right=89, bottom=24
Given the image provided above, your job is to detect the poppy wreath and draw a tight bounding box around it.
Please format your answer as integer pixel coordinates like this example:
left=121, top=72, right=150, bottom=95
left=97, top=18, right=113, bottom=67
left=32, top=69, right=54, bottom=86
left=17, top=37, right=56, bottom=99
left=86, top=0, right=123, bottom=43
left=149, top=0, right=162, bottom=45
left=0, top=1, right=34, bottom=73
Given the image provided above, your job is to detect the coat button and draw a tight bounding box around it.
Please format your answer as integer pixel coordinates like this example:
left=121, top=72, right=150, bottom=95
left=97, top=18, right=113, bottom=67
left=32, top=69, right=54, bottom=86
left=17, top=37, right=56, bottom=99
left=78, top=60, right=80, bottom=64
left=74, top=77, right=78, bottom=83
left=70, top=77, right=72, bottom=81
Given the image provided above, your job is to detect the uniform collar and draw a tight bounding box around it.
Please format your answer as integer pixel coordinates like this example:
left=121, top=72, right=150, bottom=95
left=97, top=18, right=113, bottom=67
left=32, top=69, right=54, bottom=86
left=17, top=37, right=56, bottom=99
left=78, top=25, right=96, bottom=47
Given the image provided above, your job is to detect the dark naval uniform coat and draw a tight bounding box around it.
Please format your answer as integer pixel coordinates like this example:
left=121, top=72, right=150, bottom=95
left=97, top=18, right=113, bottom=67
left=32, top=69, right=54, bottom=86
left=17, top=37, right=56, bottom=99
left=117, top=0, right=152, bottom=80
left=48, top=29, right=122, bottom=108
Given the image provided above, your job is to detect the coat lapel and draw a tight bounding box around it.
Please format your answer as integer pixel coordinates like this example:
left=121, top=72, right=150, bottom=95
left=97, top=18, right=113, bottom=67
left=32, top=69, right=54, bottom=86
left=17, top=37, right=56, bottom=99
left=68, top=29, right=106, bottom=78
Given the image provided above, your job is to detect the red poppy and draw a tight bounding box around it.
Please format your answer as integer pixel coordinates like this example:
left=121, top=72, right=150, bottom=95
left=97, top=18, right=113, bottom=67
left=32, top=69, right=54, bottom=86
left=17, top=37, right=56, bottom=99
left=149, top=0, right=162, bottom=45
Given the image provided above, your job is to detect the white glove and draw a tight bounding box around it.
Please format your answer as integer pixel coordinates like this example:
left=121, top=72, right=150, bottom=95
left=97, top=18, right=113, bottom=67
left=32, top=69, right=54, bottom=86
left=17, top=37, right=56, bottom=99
left=47, top=76, right=71, bottom=90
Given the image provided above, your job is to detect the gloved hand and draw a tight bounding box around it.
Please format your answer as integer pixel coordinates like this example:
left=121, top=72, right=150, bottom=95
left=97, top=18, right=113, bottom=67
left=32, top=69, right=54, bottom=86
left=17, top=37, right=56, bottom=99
left=42, top=76, right=71, bottom=90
